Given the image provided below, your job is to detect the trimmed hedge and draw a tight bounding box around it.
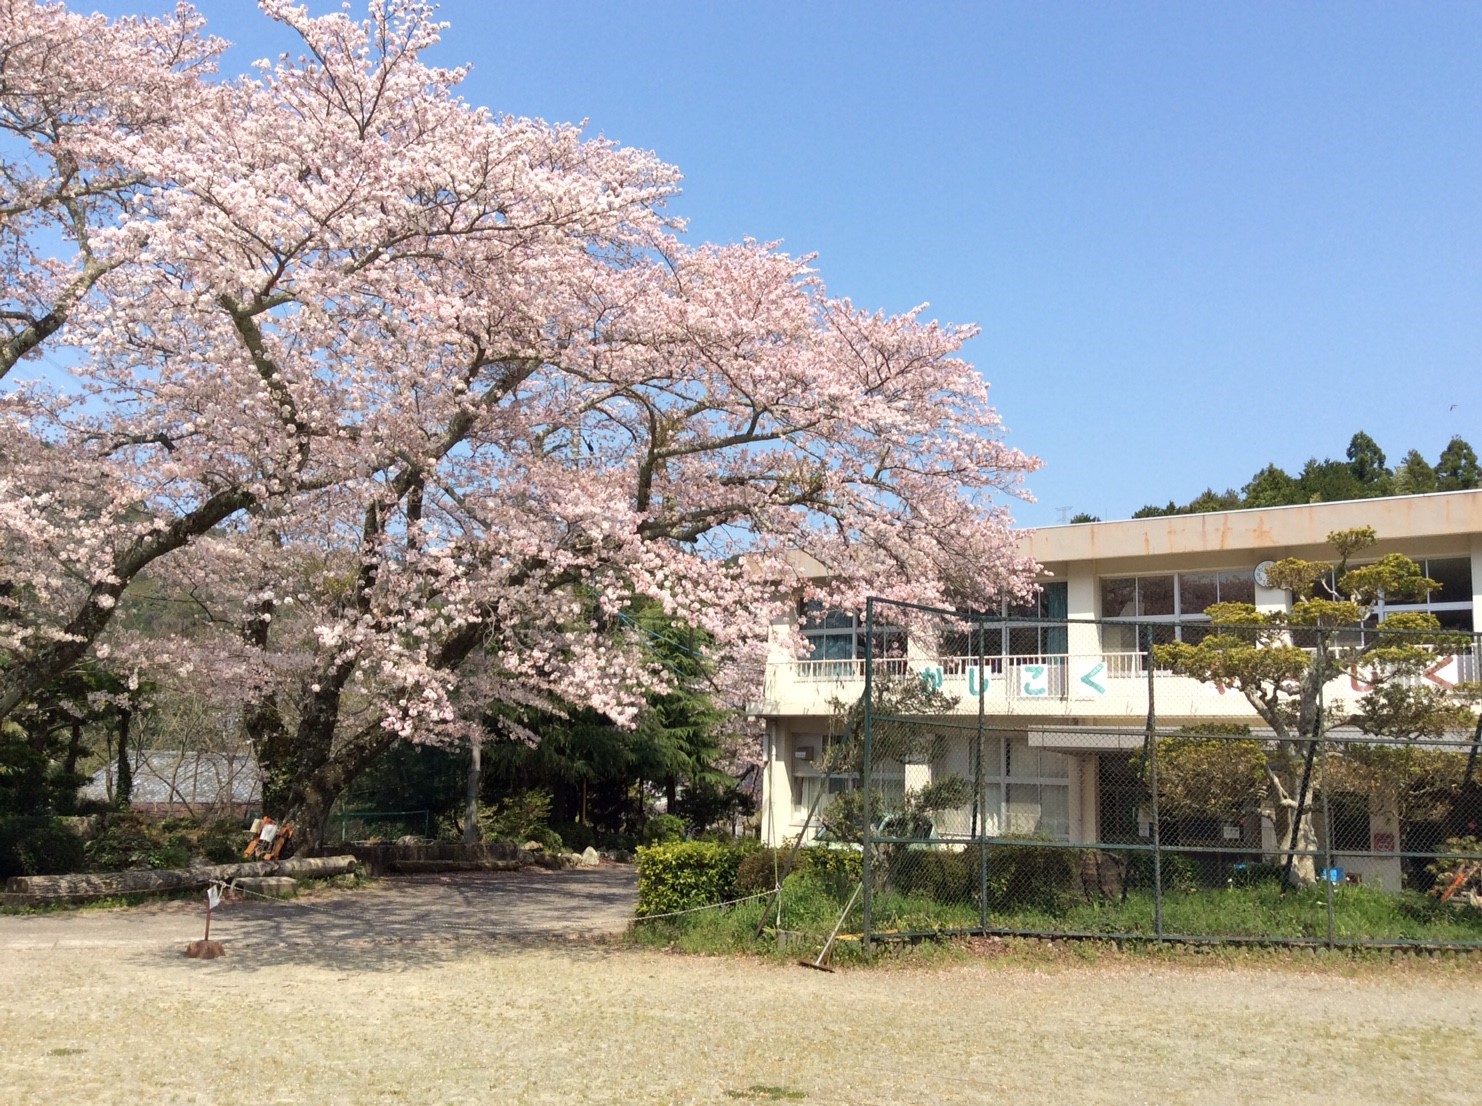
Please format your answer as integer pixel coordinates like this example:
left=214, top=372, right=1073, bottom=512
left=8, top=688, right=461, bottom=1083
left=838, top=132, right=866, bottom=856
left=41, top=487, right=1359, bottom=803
left=737, top=846, right=865, bottom=896
left=638, top=837, right=1094, bottom=920
left=636, top=841, right=751, bottom=917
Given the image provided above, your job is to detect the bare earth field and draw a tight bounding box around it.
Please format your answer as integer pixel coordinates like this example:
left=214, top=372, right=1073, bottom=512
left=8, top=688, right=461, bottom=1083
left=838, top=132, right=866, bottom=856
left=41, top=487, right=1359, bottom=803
left=2, top=871, right=1480, bottom=1106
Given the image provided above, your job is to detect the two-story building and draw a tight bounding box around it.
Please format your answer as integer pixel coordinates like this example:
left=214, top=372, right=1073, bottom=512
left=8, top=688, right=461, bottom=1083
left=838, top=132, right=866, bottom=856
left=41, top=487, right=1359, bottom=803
left=753, top=489, right=1482, bottom=889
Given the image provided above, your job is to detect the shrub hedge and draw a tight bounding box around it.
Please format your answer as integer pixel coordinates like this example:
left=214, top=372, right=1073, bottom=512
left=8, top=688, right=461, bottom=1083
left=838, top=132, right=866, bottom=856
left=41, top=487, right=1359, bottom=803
left=638, top=837, right=1099, bottom=923
left=0, top=816, right=86, bottom=880
left=636, top=841, right=750, bottom=917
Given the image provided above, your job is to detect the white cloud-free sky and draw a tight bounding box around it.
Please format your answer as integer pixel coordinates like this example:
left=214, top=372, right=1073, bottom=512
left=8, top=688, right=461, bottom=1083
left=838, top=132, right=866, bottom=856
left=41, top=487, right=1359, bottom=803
left=91, top=0, right=1482, bottom=527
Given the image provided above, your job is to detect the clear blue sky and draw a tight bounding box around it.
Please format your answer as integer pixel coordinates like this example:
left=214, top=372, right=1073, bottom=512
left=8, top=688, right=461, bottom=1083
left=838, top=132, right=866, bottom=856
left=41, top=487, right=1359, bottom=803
left=90, top=1, right=1482, bottom=528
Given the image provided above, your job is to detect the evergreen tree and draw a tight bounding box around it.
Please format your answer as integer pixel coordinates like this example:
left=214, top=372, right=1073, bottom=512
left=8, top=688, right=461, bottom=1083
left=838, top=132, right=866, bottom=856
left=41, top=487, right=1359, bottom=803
left=1296, top=458, right=1367, bottom=504
left=1345, top=431, right=1390, bottom=488
left=1185, top=488, right=1242, bottom=513
left=1435, top=436, right=1480, bottom=491
left=1240, top=464, right=1302, bottom=508
left=479, top=605, right=738, bottom=840
left=1392, top=449, right=1438, bottom=495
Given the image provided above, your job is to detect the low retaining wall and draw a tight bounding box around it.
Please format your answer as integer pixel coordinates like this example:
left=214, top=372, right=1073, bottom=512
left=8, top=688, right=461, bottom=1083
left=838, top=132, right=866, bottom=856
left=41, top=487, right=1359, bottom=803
left=309, top=841, right=602, bottom=876
left=3, top=855, right=357, bottom=906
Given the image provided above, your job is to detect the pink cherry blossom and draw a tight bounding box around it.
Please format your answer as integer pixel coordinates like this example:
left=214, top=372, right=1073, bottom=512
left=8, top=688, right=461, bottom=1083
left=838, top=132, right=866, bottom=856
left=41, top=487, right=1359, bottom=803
left=0, top=1, right=1039, bottom=836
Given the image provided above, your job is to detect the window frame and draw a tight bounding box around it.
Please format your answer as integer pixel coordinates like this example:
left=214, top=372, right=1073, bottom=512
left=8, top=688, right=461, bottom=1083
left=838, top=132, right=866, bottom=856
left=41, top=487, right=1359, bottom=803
left=797, top=601, right=908, bottom=666
left=1100, top=569, right=1257, bottom=644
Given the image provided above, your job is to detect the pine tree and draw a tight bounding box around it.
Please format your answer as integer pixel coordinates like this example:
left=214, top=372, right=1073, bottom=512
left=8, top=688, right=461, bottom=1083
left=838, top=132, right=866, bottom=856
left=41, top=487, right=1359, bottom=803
left=1241, top=464, right=1302, bottom=508
left=1435, top=436, right=1481, bottom=491
left=1345, top=431, right=1391, bottom=489
left=1392, top=449, right=1438, bottom=495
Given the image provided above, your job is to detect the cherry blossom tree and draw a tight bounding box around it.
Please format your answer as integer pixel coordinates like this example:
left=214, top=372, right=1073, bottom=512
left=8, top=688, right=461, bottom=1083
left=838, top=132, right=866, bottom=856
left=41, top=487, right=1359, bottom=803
left=1, top=0, right=679, bottom=716
left=0, top=1, right=1041, bottom=844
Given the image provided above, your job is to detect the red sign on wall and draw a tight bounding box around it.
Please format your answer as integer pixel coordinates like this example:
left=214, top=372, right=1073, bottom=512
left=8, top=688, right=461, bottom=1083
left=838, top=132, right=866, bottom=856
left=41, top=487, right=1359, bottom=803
left=1372, top=832, right=1395, bottom=853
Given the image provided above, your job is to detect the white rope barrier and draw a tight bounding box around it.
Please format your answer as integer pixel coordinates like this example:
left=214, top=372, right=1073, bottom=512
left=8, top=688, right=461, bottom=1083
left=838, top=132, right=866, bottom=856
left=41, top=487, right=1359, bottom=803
left=632, top=886, right=778, bottom=922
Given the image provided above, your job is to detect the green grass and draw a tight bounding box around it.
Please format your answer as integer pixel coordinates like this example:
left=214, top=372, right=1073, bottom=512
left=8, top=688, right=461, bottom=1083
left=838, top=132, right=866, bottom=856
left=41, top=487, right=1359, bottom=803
left=631, top=871, right=1482, bottom=961
left=983, top=883, right=1482, bottom=945
left=724, top=1086, right=807, bottom=1101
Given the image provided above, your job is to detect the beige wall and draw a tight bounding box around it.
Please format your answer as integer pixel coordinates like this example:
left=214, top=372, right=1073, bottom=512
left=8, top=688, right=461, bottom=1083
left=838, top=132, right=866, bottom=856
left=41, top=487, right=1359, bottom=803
left=1026, top=489, right=1482, bottom=572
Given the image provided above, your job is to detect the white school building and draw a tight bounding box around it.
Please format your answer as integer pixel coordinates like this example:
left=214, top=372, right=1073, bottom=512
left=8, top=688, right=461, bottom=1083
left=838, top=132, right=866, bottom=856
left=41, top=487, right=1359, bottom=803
left=752, top=490, right=1482, bottom=889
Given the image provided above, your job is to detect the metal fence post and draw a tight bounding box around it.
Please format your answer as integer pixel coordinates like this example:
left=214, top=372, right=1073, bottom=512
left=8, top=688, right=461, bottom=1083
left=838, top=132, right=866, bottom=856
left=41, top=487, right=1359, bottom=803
left=1143, top=623, right=1164, bottom=940
left=976, top=616, right=989, bottom=932
left=861, top=597, right=876, bottom=954
left=1319, top=629, right=1336, bottom=948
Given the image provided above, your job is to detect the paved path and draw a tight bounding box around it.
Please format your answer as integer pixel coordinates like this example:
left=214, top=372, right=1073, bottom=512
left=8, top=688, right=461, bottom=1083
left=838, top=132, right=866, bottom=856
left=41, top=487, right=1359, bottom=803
left=0, top=866, right=637, bottom=950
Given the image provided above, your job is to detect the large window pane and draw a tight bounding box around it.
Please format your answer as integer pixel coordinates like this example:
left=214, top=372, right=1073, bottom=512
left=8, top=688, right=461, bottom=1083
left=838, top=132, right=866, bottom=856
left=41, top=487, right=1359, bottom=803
left=1007, top=597, right=1039, bottom=619
left=1102, top=578, right=1137, bottom=619
left=1007, top=625, right=1044, bottom=657
left=1425, top=558, right=1472, bottom=606
left=1101, top=623, right=1141, bottom=654
left=1217, top=571, right=1256, bottom=605
left=1435, top=609, right=1473, bottom=632
left=1038, top=785, right=1070, bottom=839
left=1178, top=622, right=1216, bottom=645
left=1004, top=785, right=1041, bottom=835
left=794, top=774, right=818, bottom=813
left=1179, top=572, right=1219, bottom=617
left=1007, top=743, right=1069, bottom=779
left=980, top=783, right=1003, bottom=835
left=1138, top=575, right=1175, bottom=616
left=809, top=633, right=855, bottom=661
left=978, top=735, right=1004, bottom=776
left=1005, top=783, right=1070, bottom=839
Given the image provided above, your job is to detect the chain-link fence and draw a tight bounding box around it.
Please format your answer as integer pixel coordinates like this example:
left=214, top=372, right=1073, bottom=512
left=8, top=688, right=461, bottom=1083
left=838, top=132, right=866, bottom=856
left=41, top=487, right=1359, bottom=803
left=327, top=809, right=433, bottom=844
left=833, top=598, right=1482, bottom=950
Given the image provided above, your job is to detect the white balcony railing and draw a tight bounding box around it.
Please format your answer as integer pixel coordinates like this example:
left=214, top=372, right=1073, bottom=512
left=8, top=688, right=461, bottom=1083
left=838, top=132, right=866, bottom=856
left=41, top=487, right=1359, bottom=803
left=764, top=641, right=1482, bottom=715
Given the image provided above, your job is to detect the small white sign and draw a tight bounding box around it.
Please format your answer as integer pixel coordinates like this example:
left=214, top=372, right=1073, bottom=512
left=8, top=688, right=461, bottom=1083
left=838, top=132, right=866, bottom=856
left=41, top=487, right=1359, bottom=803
left=966, top=666, right=990, bottom=697
left=1020, top=664, right=1049, bottom=698
left=206, top=885, right=222, bottom=910
left=1424, top=656, right=1460, bottom=689
left=1073, top=659, right=1107, bottom=699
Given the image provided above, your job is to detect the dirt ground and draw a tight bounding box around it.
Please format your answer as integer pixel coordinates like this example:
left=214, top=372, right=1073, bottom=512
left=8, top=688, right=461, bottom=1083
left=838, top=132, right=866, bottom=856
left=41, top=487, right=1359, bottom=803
left=2, top=871, right=1481, bottom=1105
left=0, top=867, right=640, bottom=950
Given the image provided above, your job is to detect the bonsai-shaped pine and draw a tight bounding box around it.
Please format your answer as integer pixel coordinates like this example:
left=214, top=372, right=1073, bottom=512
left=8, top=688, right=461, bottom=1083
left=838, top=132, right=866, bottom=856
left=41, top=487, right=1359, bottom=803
left=1154, top=528, right=1477, bottom=883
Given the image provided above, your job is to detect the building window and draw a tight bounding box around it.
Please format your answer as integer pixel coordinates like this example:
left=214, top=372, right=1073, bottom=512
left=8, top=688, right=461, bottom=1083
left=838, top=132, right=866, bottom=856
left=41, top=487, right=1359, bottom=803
left=1374, top=556, right=1473, bottom=632
left=930, top=735, right=1071, bottom=841
left=790, top=732, right=904, bottom=824
left=940, top=582, right=1069, bottom=663
left=798, top=602, right=907, bottom=672
left=1004, top=741, right=1071, bottom=838
left=1101, top=570, right=1256, bottom=651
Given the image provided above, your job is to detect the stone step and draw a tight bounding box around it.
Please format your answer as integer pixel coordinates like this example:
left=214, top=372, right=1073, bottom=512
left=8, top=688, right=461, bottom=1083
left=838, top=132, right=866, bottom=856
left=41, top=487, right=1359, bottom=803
left=233, top=876, right=298, bottom=899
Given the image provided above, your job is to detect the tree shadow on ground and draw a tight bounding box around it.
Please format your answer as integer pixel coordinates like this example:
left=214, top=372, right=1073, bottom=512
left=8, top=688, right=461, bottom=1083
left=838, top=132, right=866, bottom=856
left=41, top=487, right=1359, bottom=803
left=133, top=932, right=633, bottom=974
left=126, top=867, right=639, bottom=973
